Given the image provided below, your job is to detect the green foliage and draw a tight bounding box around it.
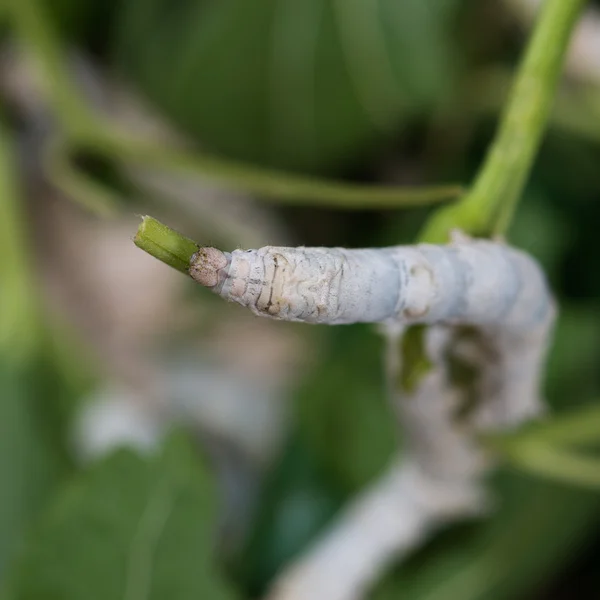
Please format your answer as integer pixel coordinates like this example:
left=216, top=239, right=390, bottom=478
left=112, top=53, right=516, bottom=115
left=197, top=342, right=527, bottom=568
left=4, top=435, right=237, bottom=600
left=372, top=473, right=599, bottom=600
left=41, top=0, right=115, bottom=41
left=400, top=325, right=433, bottom=393
left=236, top=326, right=400, bottom=592
left=544, top=306, right=600, bottom=407
left=0, top=361, right=70, bottom=580
left=236, top=438, right=343, bottom=595
left=295, top=326, right=398, bottom=492
left=0, top=122, right=76, bottom=583
left=113, top=0, right=462, bottom=173
left=0, top=123, right=40, bottom=364
left=40, top=0, right=90, bottom=37
left=509, top=187, right=573, bottom=282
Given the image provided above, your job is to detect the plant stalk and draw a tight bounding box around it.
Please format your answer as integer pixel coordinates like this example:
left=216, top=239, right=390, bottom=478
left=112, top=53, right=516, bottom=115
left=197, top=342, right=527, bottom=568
left=6, top=0, right=464, bottom=213
left=420, top=0, right=586, bottom=242
left=134, top=216, right=199, bottom=274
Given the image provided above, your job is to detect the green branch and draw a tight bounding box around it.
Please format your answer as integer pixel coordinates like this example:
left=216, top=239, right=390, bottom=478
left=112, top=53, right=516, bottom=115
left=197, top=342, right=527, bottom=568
left=402, top=0, right=585, bottom=406
left=134, top=216, right=199, bottom=274
left=5, top=0, right=101, bottom=138
left=86, top=131, right=463, bottom=210
left=492, top=438, right=600, bottom=491
left=0, top=122, right=42, bottom=364
left=520, top=403, right=600, bottom=446
left=485, top=403, right=600, bottom=491
left=43, top=138, right=121, bottom=218
left=6, top=0, right=464, bottom=214
left=485, top=403, right=600, bottom=450
left=420, top=0, right=586, bottom=243
left=468, top=68, right=600, bottom=148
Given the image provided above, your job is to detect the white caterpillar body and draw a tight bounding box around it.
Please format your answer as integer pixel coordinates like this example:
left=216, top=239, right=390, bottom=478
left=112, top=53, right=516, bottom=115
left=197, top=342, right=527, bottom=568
left=190, top=236, right=556, bottom=600
left=190, top=236, right=553, bottom=330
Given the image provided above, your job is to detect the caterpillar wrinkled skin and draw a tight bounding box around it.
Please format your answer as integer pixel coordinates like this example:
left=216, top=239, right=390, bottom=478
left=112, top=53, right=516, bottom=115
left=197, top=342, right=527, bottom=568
left=189, top=233, right=554, bottom=331
left=189, top=235, right=556, bottom=600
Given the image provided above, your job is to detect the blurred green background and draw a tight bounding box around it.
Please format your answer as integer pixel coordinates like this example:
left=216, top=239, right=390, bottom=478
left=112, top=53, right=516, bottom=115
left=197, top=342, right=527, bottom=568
left=0, top=0, right=599, bottom=598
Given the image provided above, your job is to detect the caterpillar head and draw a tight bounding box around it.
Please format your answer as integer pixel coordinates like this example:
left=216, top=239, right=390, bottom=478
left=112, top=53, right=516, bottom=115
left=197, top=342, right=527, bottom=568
left=189, top=247, right=229, bottom=288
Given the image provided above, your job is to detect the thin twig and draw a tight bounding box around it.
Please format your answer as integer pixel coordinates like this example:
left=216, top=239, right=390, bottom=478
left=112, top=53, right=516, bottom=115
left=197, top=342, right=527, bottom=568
left=491, top=438, right=600, bottom=490
left=133, top=216, right=199, bottom=274
left=506, top=0, right=600, bottom=85
left=420, top=0, right=586, bottom=242
left=483, top=402, right=600, bottom=490
left=6, top=0, right=464, bottom=213
left=0, top=121, right=41, bottom=363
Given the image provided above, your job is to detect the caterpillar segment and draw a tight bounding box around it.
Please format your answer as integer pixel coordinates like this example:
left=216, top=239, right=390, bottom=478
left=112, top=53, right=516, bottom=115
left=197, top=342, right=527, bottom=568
left=189, top=236, right=554, bottom=332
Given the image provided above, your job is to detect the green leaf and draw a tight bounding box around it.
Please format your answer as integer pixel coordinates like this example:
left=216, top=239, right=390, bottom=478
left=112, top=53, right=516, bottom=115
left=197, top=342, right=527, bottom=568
left=372, top=472, right=600, bottom=600
left=5, top=435, right=238, bottom=600
left=39, top=0, right=116, bottom=41
left=544, top=305, right=600, bottom=407
left=509, top=187, right=572, bottom=282
left=0, top=362, right=68, bottom=579
left=485, top=403, right=600, bottom=491
left=113, top=0, right=462, bottom=173
left=235, top=436, right=343, bottom=596
left=0, top=123, right=40, bottom=364
left=295, top=326, right=397, bottom=492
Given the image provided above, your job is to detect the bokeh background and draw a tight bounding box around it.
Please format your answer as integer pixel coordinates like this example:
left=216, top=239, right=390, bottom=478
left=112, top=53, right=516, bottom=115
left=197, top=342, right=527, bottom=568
left=1, top=0, right=599, bottom=598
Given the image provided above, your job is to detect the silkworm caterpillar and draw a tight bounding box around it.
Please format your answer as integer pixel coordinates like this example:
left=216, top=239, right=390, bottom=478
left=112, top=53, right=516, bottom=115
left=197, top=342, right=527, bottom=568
left=190, top=234, right=555, bottom=431
left=235, top=235, right=556, bottom=600
left=188, top=236, right=556, bottom=600
left=189, top=234, right=554, bottom=331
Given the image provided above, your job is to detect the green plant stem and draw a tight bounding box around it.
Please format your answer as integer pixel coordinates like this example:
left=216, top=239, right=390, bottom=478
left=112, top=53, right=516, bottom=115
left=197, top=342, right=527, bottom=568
left=420, top=0, right=586, bottom=243
left=400, top=0, right=585, bottom=428
left=5, top=0, right=101, bottom=138
left=484, top=403, right=600, bottom=449
left=524, top=404, right=600, bottom=446
left=6, top=0, right=464, bottom=213
left=469, top=67, right=600, bottom=148
left=494, top=438, right=600, bottom=491
left=83, top=130, right=463, bottom=210
left=134, top=216, right=199, bottom=274
left=44, top=138, right=121, bottom=217
left=484, top=402, right=600, bottom=491
left=0, top=121, right=42, bottom=364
